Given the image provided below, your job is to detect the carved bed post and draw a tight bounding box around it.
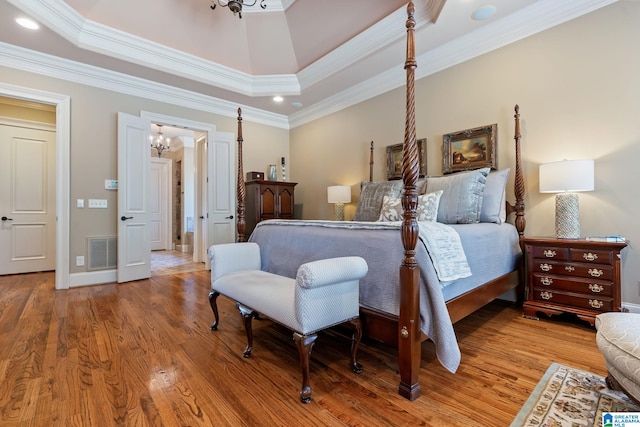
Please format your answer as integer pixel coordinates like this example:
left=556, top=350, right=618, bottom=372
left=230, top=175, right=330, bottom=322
left=398, top=1, right=421, bottom=401
left=236, top=108, right=246, bottom=242
left=513, top=105, right=525, bottom=245
left=513, top=104, right=526, bottom=304
left=369, top=141, right=374, bottom=182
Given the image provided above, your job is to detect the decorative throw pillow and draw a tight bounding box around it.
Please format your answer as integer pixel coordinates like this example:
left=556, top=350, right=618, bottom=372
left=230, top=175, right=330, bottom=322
left=377, top=190, right=443, bottom=222
left=425, top=167, right=490, bottom=224
left=353, top=180, right=403, bottom=221
left=480, top=168, right=510, bottom=224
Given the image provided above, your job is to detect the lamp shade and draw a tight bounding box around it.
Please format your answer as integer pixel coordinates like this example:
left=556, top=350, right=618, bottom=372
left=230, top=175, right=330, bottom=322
left=539, top=159, right=594, bottom=193
left=327, top=185, right=351, bottom=203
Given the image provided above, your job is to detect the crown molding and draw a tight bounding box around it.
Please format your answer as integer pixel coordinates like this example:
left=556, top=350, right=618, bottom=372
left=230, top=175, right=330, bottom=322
left=0, top=42, right=290, bottom=129
left=289, top=0, right=619, bottom=128
left=8, top=0, right=301, bottom=97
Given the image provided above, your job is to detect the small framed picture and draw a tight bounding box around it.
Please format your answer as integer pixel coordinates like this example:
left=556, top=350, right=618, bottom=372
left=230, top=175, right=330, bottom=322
left=386, top=138, right=426, bottom=180
left=442, top=124, right=497, bottom=174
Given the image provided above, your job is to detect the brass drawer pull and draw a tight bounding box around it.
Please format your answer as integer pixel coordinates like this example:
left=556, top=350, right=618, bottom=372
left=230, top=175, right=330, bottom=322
left=589, top=299, right=604, bottom=309
left=540, top=277, right=553, bottom=286
left=583, top=252, right=598, bottom=261
left=564, top=266, right=575, bottom=272
left=540, top=263, right=552, bottom=272
left=540, top=291, right=553, bottom=300
left=589, top=284, right=604, bottom=293
left=588, top=269, right=604, bottom=278
left=544, top=250, right=557, bottom=258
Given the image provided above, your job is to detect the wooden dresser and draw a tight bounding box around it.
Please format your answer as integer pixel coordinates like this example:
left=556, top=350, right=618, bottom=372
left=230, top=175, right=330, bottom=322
left=522, top=237, right=627, bottom=326
left=245, top=180, right=297, bottom=237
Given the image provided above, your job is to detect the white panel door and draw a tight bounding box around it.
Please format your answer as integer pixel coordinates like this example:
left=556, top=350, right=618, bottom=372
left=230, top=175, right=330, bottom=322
left=0, top=121, right=56, bottom=274
left=149, top=158, right=171, bottom=251
left=208, top=131, right=236, bottom=252
left=117, top=113, right=151, bottom=283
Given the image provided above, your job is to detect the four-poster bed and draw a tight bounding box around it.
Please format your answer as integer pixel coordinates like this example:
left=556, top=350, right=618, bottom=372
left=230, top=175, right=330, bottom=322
left=230, top=2, right=526, bottom=400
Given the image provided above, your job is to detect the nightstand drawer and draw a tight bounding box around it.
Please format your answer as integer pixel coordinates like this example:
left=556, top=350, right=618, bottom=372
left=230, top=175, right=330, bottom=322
left=532, top=261, right=613, bottom=280
left=532, top=290, right=612, bottom=312
left=531, top=273, right=613, bottom=296
left=531, top=246, right=569, bottom=261
left=570, top=249, right=613, bottom=264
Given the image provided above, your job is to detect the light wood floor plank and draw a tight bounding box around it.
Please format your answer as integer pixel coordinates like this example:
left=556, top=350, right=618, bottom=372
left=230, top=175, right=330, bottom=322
left=0, top=270, right=606, bottom=426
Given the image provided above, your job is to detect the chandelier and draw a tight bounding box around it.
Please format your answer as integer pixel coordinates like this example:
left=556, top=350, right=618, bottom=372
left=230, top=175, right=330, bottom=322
left=210, top=0, right=266, bottom=19
left=150, top=124, right=171, bottom=157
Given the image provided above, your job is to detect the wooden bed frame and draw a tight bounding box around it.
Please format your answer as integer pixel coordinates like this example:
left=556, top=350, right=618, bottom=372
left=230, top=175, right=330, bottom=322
left=232, top=2, right=525, bottom=401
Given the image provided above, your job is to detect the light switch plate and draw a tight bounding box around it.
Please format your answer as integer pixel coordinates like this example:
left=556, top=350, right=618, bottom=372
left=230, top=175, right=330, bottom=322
left=88, top=199, right=107, bottom=208
left=77, top=199, right=84, bottom=208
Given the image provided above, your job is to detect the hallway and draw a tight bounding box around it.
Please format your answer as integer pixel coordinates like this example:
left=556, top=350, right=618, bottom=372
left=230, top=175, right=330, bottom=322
left=150, top=250, right=206, bottom=277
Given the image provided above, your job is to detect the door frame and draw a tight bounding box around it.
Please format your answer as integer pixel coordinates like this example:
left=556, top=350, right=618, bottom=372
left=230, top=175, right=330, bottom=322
left=0, top=82, right=71, bottom=290
left=140, top=111, right=215, bottom=265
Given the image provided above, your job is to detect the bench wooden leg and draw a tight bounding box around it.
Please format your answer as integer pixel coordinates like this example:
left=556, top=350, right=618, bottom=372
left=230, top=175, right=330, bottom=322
left=237, top=303, right=258, bottom=358
left=293, top=332, right=317, bottom=404
left=347, top=318, right=364, bottom=374
left=208, top=291, right=220, bottom=331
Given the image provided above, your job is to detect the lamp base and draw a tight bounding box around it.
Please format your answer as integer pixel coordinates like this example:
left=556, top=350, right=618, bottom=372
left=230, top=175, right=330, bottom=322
left=555, top=193, right=580, bottom=239
left=334, top=202, right=345, bottom=221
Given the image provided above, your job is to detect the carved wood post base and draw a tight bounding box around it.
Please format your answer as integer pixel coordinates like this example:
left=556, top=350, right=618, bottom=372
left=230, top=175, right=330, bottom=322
left=208, top=291, right=220, bottom=331
left=237, top=303, right=259, bottom=358
left=293, top=332, right=317, bottom=404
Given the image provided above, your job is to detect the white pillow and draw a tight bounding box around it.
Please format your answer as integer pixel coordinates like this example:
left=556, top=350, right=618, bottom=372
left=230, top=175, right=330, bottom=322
left=480, top=168, right=510, bottom=223
left=425, top=168, right=490, bottom=224
left=377, top=190, right=443, bottom=222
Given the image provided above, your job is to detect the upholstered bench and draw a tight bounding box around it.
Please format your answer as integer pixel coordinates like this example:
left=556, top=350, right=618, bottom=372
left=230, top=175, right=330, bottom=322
left=208, top=242, right=368, bottom=403
left=595, top=312, right=640, bottom=404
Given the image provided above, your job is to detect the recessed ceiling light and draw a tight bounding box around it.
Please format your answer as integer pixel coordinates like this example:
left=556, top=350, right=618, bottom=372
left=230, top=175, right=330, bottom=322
left=16, top=17, right=39, bottom=30
left=291, top=102, right=303, bottom=109
left=471, top=5, right=496, bottom=21
left=273, top=96, right=283, bottom=102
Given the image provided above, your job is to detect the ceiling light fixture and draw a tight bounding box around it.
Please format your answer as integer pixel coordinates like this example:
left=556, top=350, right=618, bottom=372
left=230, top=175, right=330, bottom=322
left=150, top=124, right=171, bottom=157
left=16, top=17, right=39, bottom=30
left=210, top=0, right=266, bottom=19
left=273, top=96, right=283, bottom=102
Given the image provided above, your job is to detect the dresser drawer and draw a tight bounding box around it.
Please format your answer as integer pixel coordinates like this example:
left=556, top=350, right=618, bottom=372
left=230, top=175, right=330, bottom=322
left=531, top=261, right=613, bottom=280
left=531, top=246, right=569, bottom=261
left=570, top=249, right=613, bottom=265
left=532, top=290, right=613, bottom=312
left=530, top=273, right=613, bottom=296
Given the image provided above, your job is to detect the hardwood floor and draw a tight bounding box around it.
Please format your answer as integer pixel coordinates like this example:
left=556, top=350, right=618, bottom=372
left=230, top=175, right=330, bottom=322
left=0, top=271, right=606, bottom=426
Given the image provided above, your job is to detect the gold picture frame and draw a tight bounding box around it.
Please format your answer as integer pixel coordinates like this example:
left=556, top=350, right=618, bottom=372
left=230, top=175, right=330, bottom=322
left=386, top=138, right=426, bottom=180
left=442, top=124, right=497, bottom=174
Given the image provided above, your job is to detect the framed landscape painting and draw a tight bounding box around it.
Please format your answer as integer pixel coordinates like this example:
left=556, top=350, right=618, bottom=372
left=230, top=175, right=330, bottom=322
left=442, top=124, right=497, bottom=174
left=386, top=138, right=426, bottom=180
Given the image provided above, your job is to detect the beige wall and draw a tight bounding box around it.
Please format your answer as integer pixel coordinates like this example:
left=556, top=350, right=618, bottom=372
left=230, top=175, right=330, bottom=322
left=0, top=67, right=289, bottom=274
left=290, top=2, right=640, bottom=304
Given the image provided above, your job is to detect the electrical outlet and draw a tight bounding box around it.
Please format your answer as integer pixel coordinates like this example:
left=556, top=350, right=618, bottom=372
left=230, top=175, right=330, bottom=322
left=76, top=256, right=85, bottom=266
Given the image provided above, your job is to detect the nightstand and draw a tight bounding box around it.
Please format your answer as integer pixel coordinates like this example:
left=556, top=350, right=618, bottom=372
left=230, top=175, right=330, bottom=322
left=522, top=237, right=627, bottom=326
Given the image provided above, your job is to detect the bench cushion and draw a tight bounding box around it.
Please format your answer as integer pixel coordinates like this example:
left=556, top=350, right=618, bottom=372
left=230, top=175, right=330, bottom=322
left=596, top=312, right=640, bottom=401
left=213, top=269, right=360, bottom=335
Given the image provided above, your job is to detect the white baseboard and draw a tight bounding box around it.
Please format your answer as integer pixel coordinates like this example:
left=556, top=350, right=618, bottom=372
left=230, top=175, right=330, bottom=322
left=69, top=269, right=116, bottom=288
left=622, top=302, right=640, bottom=313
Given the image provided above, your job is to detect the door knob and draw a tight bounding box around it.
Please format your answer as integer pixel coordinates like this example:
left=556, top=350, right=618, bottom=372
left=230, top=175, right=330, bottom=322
left=225, top=215, right=234, bottom=219
left=120, top=216, right=133, bottom=221
left=1, top=216, right=13, bottom=221
left=199, top=216, right=205, bottom=219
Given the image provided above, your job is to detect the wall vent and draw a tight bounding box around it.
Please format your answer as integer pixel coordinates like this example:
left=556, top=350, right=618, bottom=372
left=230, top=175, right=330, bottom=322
left=88, top=237, right=117, bottom=270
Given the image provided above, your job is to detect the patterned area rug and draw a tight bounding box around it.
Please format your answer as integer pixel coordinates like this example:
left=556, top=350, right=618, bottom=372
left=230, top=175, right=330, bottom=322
left=511, top=363, right=640, bottom=426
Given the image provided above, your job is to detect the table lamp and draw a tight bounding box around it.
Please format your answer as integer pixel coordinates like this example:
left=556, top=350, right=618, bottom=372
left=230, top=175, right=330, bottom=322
left=327, top=185, right=351, bottom=221
left=539, top=159, right=594, bottom=239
